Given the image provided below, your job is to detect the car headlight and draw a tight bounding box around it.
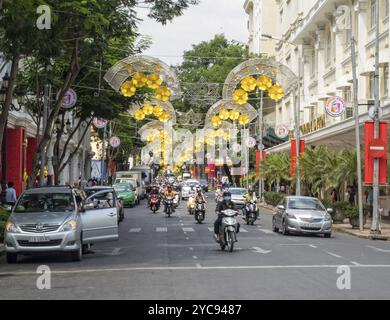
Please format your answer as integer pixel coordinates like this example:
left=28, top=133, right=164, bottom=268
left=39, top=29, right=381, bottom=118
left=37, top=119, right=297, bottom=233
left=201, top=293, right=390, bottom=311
left=60, top=219, right=77, bottom=232
left=5, top=221, right=20, bottom=233
left=324, top=213, right=331, bottom=221
left=286, top=212, right=296, bottom=219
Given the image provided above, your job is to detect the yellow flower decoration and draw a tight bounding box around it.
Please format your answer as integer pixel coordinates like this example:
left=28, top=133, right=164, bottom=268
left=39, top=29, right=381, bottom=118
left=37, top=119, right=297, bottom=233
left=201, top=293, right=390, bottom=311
left=233, top=89, right=249, bottom=105
left=240, top=76, right=257, bottom=92
left=223, top=132, right=230, bottom=141
left=215, top=129, right=225, bottom=137
left=132, top=72, right=148, bottom=88
left=238, top=114, right=250, bottom=126
left=153, top=105, right=164, bottom=117
left=146, top=134, right=155, bottom=143
left=219, top=108, right=230, bottom=120
left=134, top=109, right=145, bottom=121
left=147, top=73, right=163, bottom=90
left=268, top=84, right=285, bottom=101
left=159, top=112, right=171, bottom=123
left=142, top=104, right=154, bottom=115
left=212, top=116, right=222, bottom=128
left=256, top=75, right=273, bottom=91
left=205, top=136, right=215, bottom=146
left=120, top=81, right=137, bottom=97
left=229, top=109, right=240, bottom=121
left=155, top=86, right=171, bottom=102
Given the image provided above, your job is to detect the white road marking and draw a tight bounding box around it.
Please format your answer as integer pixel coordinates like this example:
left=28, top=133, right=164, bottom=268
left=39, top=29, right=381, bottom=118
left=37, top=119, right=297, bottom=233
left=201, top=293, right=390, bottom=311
left=208, top=227, right=214, bottom=232
left=129, top=228, right=141, bottom=233
left=189, top=247, right=194, bottom=251
left=156, top=227, right=168, bottom=232
left=367, top=245, right=390, bottom=253
left=351, top=261, right=361, bottom=266
left=325, top=251, right=343, bottom=259
left=3, top=264, right=390, bottom=276
left=183, top=227, right=195, bottom=232
left=186, top=237, right=189, bottom=240
left=309, top=245, right=318, bottom=248
left=192, top=256, right=198, bottom=260
left=196, top=263, right=202, bottom=269
left=252, top=247, right=272, bottom=254
left=240, top=228, right=248, bottom=233
left=107, top=248, right=121, bottom=256
left=258, top=228, right=276, bottom=235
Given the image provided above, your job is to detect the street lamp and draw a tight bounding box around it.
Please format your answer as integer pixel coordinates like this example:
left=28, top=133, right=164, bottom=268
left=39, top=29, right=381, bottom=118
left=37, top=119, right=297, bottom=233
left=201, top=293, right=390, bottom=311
left=261, top=33, right=302, bottom=196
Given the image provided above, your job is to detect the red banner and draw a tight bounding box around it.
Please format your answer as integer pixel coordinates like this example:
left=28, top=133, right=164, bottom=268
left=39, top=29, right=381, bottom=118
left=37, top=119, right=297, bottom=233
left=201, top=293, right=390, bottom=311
left=290, top=139, right=305, bottom=177
left=207, top=164, right=216, bottom=180
left=256, top=150, right=266, bottom=180
left=364, top=122, right=388, bottom=185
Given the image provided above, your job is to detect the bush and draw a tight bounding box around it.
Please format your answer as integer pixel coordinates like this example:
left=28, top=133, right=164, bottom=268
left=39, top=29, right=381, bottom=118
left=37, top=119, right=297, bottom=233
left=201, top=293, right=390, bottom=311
left=342, top=205, right=359, bottom=219
left=0, top=207, right=10, bottom=243
left=264, top=192, right=285, bottom=207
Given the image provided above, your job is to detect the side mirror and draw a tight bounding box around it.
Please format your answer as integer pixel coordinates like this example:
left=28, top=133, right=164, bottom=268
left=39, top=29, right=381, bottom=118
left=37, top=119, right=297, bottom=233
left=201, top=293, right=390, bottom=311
left=326, top=208, right=334, bottom=214
left=277, top=205, right=285, bottom=210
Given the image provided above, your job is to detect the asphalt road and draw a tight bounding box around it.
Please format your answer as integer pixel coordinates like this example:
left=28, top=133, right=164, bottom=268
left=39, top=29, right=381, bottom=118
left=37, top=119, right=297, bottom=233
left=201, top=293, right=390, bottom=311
left=1, top=193, right=390, bottom=300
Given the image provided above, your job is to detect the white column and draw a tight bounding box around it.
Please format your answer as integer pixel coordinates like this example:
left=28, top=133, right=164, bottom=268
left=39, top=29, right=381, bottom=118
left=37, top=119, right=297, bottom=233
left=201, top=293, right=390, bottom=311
left=315, top=27, right=326, bottom=115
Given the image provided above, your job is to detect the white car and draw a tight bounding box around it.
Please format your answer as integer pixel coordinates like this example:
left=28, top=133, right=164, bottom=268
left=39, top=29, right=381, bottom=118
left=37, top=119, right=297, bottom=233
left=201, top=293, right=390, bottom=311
left=181, top=180, right=199, bottom=200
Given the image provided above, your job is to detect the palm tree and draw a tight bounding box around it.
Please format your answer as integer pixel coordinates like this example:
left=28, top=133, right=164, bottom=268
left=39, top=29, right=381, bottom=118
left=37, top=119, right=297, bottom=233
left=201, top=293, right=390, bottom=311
left=262, top=153, right=291, bottom=191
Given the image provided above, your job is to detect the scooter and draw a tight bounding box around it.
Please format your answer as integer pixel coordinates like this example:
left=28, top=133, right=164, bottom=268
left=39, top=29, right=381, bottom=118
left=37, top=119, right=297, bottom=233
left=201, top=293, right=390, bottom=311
left=194, top=200, right=206, bottom=224
left=187, top=194, right=196, bottom=215
left=149, top=195, right=160, bottom=214
left=173, top=193, right=180, bottom=209
left=217, top=209, right=239, bottom=253
left=243, top=200, right=258, bottom=225
left=164, top=196, right=174, bottom=217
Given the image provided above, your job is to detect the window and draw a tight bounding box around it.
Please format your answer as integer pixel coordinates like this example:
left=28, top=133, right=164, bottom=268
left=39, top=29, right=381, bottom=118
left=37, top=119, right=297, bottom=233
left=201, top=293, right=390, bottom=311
left=371, top=0, right=378, bottom=28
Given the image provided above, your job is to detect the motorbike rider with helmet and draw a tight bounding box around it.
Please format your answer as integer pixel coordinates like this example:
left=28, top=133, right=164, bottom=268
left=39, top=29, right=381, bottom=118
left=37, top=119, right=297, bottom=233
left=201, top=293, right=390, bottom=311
left=163, top=184, right=176, bottom=213
left=214, top=191, right=239, bottom=241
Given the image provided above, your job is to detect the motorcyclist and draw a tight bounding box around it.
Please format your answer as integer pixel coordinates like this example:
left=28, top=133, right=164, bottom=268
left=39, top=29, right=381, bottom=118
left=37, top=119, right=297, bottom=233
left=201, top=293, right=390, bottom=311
left=163, top=185, right=176, bottom=212
left=148, top=185, right=161, bottom=207
left=214, top=191, right=239, bottom=241
left=195, top=188, right=206, bottom=203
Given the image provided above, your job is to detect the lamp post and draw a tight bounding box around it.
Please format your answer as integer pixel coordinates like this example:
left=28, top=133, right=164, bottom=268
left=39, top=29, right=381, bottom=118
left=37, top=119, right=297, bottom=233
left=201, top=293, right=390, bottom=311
left=262, top=34, right=302, bottom=196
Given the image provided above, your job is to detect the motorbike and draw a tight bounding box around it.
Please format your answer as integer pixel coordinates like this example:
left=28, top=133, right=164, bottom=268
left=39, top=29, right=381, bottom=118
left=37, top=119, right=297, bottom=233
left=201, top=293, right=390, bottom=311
left=243, top=200, right=258, bottom=225
left=173, top=193, right=180, bottom=209
left=149, top=194, right=160, bottom=214
left=194, top=200, right=206, bottom=224
left=164, top=196, right=174, bottom=217
left=217, top=209, right=239, bottom=253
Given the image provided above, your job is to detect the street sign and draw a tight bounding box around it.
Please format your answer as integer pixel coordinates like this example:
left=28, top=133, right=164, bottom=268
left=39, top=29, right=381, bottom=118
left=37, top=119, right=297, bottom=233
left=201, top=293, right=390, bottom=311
left=93, top=117, right=108, bottom=129
left=326, top=96, right=346, bottom=117
left=258, top=143, right=265, bottom=151
left=275, top=124, right=289, bottom=139
left=58, top=88, right=77, bottom=109
left=109, top=136, right=121, bottom=148
left=368, top=106, right=383, bottom=121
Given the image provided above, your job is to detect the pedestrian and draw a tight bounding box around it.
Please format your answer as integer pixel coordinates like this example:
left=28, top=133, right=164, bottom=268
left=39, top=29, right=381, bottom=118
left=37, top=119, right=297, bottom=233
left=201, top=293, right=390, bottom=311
left=348, top=186, right=356, bottom=206
left=330, top=188, right=338, bottom=202
left=366, top=188, right=374, bottom=217
left=5, top=182, right=17, bottom=206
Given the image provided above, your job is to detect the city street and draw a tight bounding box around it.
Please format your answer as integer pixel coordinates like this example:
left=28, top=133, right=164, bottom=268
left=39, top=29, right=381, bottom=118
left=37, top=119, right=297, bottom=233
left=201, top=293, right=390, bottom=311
left=1, top=194, right=390, bottom=300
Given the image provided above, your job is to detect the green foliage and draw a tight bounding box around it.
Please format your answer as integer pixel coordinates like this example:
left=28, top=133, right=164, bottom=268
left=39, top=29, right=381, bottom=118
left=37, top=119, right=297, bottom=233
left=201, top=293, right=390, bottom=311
left=0, top=208, right=10, bottom=242
left=264, top=191, right=285, bottom=207
left=261, top=153, right=291, bottom=188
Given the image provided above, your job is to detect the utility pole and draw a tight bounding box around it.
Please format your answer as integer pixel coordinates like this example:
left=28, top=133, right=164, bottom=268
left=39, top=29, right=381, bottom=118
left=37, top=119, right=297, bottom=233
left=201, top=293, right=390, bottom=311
left=258, top=89, right=264, bottom=202
left=101, top=125, right=106, bottom=186
left=371, top=0, right=381, bottom=234
left=294, top=55, right=302, bottom=196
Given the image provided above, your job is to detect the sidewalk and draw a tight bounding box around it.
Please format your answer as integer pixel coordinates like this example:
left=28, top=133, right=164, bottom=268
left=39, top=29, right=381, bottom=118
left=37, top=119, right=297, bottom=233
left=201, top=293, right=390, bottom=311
left=0, top=244, right=4, bottom=256
left=259, top=203, right=390, bottom=241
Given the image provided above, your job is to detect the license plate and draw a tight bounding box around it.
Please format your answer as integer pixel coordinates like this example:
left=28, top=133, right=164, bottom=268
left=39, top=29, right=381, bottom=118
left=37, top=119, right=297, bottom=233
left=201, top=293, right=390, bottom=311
left=302, top=223, right=318, bottom=228
left=29, top=236, right=50, bottom=243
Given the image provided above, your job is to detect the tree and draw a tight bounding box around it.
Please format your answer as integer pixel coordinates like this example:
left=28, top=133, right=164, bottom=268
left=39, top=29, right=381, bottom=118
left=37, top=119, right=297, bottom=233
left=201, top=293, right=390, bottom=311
left=262, top=153, right=291, bottom=190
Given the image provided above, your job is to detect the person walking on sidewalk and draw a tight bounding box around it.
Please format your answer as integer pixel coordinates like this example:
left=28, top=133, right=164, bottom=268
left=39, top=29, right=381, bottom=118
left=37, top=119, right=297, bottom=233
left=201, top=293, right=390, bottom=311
left=366, top=188, right=374, bottom=218
left=5, top=182, right=17, bottom=206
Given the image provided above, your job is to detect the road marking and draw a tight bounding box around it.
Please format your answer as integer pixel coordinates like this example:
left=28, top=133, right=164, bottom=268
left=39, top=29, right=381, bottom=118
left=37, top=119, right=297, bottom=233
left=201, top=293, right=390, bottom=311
left=208, top=227, right=214, bottom=232
left=309, top=245, right=318, bottom=248
left=252, top=247, right=272, bottom=254
left=129, top=228, right=141, bottom=233
left=240, top=228, right=248, bottom=233
left=4, top=264, right=390, bottom=276
left=258, top=228, right=275, bottom=235
left=189, top=247, right=194, bottom=251
left=192, top=256, right=198, bottom=260
left=351, top=261, right=361, bottom=266
left=186, top=237, right=189, bottom=240
left=325, top=251, right=343, bottom=259
left=107, top=248, right=121, bottom=256
left=183, top=227, right=195, bottom=232
left=196, top=263, right=202, bottom=269
left=156, top=227, right=168, bottom=232
left=367, top=245, right=390, bottom=253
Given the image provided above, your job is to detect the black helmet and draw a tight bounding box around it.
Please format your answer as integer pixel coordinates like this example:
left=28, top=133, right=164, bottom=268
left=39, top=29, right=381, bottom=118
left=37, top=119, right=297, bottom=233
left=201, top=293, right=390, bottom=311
left=223, top=191, right=231, bottom=197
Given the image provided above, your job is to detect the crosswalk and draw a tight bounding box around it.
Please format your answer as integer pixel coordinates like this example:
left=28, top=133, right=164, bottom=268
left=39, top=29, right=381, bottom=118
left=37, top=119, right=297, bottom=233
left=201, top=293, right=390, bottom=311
left=129, top=226, right=276, bottom=235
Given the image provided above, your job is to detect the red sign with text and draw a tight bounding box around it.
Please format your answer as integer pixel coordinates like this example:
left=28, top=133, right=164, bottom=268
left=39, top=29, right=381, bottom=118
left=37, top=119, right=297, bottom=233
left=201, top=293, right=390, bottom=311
left=290, top=139, right=305, bottom=177
left=256, top=150, right=267, bottom=180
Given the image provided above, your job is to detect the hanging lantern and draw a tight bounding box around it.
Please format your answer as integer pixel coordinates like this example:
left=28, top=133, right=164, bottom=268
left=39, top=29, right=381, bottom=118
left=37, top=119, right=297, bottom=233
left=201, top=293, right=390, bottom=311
left=159, top=112, right=171, bottom=123
left=120, top=81, right=137, bottom=97
left=240, top=76, right=257, bottom=92
left=153, top=105, right=164, bottom=117
left=155, top=86, right=171, bottom=102
left=134, top=109, right=145, bottom=121
left=238, top=114, right=249, bottom=125
left=233, top=89, right=249, bottom=105
left=215, top=129, right=225, bottom=137
left=147, top=73, right=163, bottom=90
left=132, top=72, right=148, bottom=88
left=143, top=104, right=154, bottom=115
left=219, top=108, right=230, bottom=120
left=268, top=84, right=285, bottom=101
left=212, top=116, right=222, bottom=127
left=146, top=134, right=155, bottom=143
left=229, top=109, right=240, bottom=121
left=256, top=75, right=273, bottom=91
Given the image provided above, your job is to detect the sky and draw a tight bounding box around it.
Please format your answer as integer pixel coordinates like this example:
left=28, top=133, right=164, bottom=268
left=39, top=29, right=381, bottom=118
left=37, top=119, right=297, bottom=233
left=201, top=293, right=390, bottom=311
left=136, top=0, right=248, bottom=66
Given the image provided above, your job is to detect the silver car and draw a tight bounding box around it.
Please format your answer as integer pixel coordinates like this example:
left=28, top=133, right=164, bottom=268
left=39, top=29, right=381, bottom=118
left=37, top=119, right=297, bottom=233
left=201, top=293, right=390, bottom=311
left=4, top=186, right=119, bottom=264
left=229, top=188, right=247, bottom=208
left=272, top=196, right=333, bottom=238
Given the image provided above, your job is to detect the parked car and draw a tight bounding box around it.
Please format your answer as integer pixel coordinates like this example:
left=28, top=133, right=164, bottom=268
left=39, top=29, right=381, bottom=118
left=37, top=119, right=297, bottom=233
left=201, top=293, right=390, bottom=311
left=113, top=183, right=136, bottom=208
left=272, top=196, right=333, bottom=238
left=4, top=186, right=119, bottom=263
left=114, top=178, right=141, bottom=205
left=229, top=188, right=247, bottom=208
left=84, top=186, right=124, bottom=222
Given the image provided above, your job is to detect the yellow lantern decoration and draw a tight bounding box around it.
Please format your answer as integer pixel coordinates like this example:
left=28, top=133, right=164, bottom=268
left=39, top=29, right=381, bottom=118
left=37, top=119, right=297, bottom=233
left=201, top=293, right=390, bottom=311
left=256, top=75, right=273, bottom=91
left=238, top=114, right=249, bottom=126
left=146, top=134, right=155, bottom=143
left=212, top=116, right=222, bottom=128
left=120, top=81, right=137, bottom=97
left=240, top=76, right=257, bottom=92
left=268, top=84, right=285, bottom=101
left=219, top=108, right=230, bottom=120
left=215, top=129, right=225, bottom=137
left=155, top=86, right=171, bottom=102
left=132, top=72, right=148, bottom=88
left=143, top=104, right=154, bottom=115
left=147, top=73, right=163, bottom=90
left=229, top=109, right=240, bottom=121
left=159, top=112, right=171, bottom=123
left=134, top=109, right=145, bottom=121
left=153, top=105, right=164, bottom=117
left=232, top=89, right=249, bottom=105
left=223, top=132, right=230, bottom=141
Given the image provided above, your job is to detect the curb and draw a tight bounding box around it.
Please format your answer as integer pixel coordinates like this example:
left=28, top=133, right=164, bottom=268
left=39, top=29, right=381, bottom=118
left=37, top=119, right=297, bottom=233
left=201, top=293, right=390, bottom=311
left=331, top=226, right=390, bottom=241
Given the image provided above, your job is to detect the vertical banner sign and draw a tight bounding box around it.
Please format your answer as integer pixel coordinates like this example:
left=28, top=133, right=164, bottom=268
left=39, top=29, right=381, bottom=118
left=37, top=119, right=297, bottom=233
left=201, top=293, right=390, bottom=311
left=256, top=150, right=267, bottom=180
left=208, top=164, right=216, bottom=181
left=290, top=139, right=305, bottom=177
left=364, top=122, right=388, bottom=185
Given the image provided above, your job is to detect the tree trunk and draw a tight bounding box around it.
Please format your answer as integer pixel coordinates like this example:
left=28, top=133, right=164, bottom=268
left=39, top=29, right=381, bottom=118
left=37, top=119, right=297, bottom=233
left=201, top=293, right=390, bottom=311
left=0, top=54, right=20, bottom=161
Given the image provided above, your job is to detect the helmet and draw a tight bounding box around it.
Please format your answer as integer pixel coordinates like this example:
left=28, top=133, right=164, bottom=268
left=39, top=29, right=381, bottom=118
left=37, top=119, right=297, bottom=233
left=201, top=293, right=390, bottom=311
left=197, top=189, right=202, bottom=195
left=223, top=191, right=231, bottom=202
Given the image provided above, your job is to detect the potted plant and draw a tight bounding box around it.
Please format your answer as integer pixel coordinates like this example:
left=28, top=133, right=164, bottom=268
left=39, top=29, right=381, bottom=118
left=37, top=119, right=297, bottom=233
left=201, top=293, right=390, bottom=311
left=343, top=205, right=368, bottom=229
left=331, top=202, right=349, bottom=224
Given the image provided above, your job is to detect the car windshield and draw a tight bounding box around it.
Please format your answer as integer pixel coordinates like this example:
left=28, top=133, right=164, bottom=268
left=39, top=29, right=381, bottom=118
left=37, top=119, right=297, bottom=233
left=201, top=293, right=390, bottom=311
left=114, top=185, right=131, bottom=192
left=230, top=189, right=246, bottom=195
left=85, top=189, right=113, bottom=197
left=199, top=180, right=207, bottom=185
left=288, top=198, right=325, bottom=211
left=14, top=193, right=74, bottom=213
left=187, top=181, right=199, bottom=187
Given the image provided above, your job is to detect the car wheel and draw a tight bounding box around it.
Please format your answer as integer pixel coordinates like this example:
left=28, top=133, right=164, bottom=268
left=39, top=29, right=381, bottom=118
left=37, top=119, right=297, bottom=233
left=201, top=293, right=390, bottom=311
left=281, top=219, right=289, bottom=235
left=6, top=252, right=18, bottom=264
left=82, top=244, right=90, bottom=254
left=272, top=217, right=279, bottom=233
left=324, top=233, right=332, bottom=238
left=71, top=242, right=82, bottom=262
